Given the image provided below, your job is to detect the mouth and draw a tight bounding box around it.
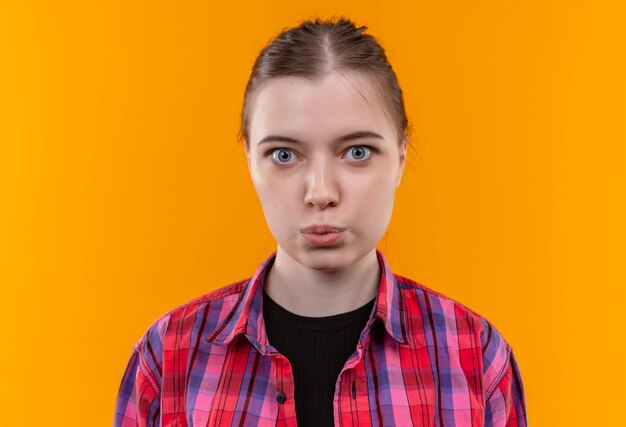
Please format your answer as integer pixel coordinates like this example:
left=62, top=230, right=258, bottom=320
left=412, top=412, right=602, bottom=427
left=300, top=224, right=346, bottom=247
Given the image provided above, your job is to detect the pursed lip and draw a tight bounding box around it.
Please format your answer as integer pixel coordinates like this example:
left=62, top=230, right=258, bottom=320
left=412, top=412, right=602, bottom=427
left=300, top=224, right=346, bottom=234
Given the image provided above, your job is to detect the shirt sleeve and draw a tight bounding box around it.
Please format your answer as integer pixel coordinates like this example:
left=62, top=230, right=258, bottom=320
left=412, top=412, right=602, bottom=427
left=113, top=315, right=169, bottom=427
left=113, top=347, right=161, bottom=427
left=481, top=318, right=528, bottom=427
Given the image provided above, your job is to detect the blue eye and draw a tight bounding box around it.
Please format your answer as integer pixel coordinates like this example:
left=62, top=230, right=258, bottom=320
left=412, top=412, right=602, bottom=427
left=345, top=146, right=373, bottom=161
left=270, top=148, right=297, bottom=164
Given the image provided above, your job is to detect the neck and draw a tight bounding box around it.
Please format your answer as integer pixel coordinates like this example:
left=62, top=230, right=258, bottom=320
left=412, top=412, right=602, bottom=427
left=263, top=246, right=380, bottom=317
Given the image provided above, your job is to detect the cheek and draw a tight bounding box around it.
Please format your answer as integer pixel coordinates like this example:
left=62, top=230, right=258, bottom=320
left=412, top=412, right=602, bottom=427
left=350, top=170, right=397, bottom=202
left=254, top=179, right=298, bottom=218
left=348, top=173, right=397, bottom=223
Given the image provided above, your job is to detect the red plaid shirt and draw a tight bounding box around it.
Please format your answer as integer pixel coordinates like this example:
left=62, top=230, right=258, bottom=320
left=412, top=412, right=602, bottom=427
left=114, top=249, right=527, bottom=426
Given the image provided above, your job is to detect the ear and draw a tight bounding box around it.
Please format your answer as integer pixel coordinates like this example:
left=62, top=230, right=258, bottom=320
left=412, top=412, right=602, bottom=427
left=244, top=140, right=251, bottom=168
left=396, top=137, right=408, bottom=187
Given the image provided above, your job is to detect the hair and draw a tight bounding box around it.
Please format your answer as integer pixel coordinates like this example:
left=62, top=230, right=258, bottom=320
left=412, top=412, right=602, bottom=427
left=238, top=17, right=413, bottom=150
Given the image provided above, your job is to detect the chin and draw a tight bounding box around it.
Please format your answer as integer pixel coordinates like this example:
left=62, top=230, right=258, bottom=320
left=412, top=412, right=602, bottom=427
left=297, top=245, right=357, bottom=271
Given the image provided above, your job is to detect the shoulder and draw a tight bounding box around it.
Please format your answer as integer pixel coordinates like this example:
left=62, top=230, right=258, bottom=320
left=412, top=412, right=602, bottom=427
left=394, top=272, right=494, bottom=327
left=394, top=273, right=514, bottom=398
left=132, top=277, right=251, bottom=355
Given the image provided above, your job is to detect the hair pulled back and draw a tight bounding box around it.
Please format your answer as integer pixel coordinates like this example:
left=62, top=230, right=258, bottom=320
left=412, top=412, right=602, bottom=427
left=239, top=17, right=410, bottom=148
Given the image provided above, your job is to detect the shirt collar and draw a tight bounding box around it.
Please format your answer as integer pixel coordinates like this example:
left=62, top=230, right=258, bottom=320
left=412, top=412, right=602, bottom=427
left=205, top=248, right=410, bottom=352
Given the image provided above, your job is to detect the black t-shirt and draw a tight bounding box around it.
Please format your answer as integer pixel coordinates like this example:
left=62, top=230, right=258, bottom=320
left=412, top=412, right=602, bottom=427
left=263, top=290, right=376, bottom=427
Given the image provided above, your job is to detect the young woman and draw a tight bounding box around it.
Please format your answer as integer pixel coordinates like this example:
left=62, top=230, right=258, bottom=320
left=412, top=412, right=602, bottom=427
left=114, top=18, right=527, bottom=427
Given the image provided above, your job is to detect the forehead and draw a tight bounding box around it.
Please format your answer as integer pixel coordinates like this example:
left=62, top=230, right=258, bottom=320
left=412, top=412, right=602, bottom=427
left=248, top=70, right=395, bottom=144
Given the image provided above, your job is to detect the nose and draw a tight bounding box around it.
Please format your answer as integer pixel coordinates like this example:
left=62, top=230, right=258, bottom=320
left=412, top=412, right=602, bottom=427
left=304, top=157, right=339, bottom=209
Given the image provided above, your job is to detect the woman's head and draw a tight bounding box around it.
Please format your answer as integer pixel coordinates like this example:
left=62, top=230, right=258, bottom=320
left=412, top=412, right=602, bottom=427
left=239, top=17, right=410, bottom=147
left=242, top=18, right=410, bottom=271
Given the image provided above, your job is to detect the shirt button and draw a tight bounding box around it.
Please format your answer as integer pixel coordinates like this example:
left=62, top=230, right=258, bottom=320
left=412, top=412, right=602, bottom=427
left=275, top=391, right=286, bottom=404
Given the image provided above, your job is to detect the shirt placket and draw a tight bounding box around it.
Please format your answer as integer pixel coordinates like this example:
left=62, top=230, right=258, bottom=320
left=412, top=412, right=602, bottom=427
left=270, top=351, right=298, bottom=426
left=334, top=335, right=371, bottom=427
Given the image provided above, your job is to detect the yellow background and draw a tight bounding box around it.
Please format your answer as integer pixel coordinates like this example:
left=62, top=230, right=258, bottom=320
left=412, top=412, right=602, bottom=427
left=1, top=1, right=624, bottom=425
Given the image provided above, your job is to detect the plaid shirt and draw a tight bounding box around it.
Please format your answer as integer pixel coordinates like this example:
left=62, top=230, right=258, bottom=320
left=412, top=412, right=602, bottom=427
left=114, top=249, right=527, bottom=426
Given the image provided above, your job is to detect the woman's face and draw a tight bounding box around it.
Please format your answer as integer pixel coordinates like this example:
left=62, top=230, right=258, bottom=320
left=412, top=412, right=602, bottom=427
left=246, top=70, right=406, bottom=271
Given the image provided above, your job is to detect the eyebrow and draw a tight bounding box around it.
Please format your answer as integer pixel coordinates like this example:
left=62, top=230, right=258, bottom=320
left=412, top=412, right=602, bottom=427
left=256, top=130, right=385, bottom=145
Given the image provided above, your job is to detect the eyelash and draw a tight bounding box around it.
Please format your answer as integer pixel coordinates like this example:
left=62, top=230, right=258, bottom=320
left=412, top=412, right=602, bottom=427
left=265, top=145, right=377, bottom=165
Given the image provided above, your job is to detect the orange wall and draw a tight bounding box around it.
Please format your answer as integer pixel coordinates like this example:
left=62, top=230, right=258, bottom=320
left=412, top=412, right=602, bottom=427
left=1, top=1, right=624, bottom=425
